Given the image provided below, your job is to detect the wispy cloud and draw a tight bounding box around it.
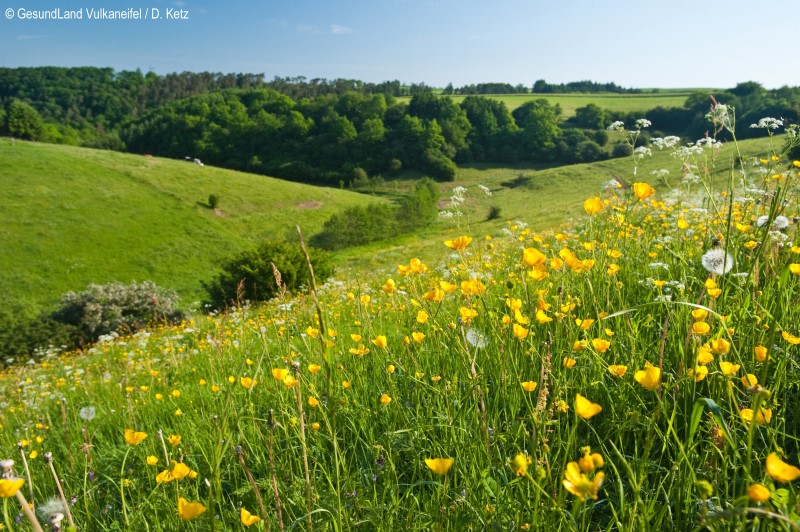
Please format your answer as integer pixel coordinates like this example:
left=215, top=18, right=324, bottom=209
left=330, top=24, right=353, bottom=35
left=297, top=24, right=320, bottom=35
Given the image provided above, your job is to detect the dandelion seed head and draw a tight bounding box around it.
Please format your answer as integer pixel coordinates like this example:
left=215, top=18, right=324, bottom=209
left=701, top=249, right=734, bottom=275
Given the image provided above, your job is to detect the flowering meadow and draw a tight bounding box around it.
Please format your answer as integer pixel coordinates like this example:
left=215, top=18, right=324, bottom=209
left=2, top=109, right=800, bottom=530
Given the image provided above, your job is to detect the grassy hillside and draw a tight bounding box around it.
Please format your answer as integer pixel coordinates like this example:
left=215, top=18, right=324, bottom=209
left=399, top=91, right=693, bottom=115
left=335, top=136, right=776, bottom=275
left=0, top=129, right=797, bottom=530
left=0, top=139, right=386, bottom=311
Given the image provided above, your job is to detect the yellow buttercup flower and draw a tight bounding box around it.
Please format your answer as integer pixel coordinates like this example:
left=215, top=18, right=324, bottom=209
left=272, top=368, right=290, bottom=381
left=740, top=408, right=772, bottom=425
left=349, top=344, right=370, bottom=356
left=308, top=363, right=322, bottom=374
left=178, top=497, right=206, bottom=521
left=520, top=381, right=538, bottom=392
left=416, top=310, right=429, bottom=324
left=124, top=429, right=148, bottom=445
left=607, top=365, right=627, bottom=378
left=146, top=455, right=158, bottom=466
left=633, top=182, right=655, bottom=200
left=766, top=453, right=800, bottom=483
left=563, top=462, right=604, bottom=501
left=459, top=306, right=479, bottom=323
left=691, top=308, right=709, bottom=321
left=583, top=197, right=604, bottom=215
left=513, top=324, right=529, bottom=339
left=754, top=345, right=768, bottom=362
left=535, top=309, right=552, bottom=323
left=0, top=478, right=24, bottom=498
left=380, top=394, right=392, bottom=405
left=591, top=338, right=610, bottom=352
left=747, top=483, right=770, bottom=503
left=575, top=394, right=602, bottom=419
left=719, top=361, right=739, bottom=376
left=372, top=336, right=388, bottom=349
left=444, top=236, right=472, bottom=251
left=240, top=507, right=261, bottom=527
left=523, top=247, right=547, bottom=267
left=308, top=397, right=320, bottom=407
left=688, top=365, right=708, bottom=382
left=782, top=331, right=800, bottom=345
left=563, top=357, right=577, bottom=368
left=240, top=377, right=255, bottom=389
left=634, top=364, right=661, bottom=391
left=412, top=332, right=426, bottom=343
left=167, top=434, right=181, bottom=446
left=382, top=278, right=397, bottom=293
left=692, top=322, right=711, bottom=335
left=710, top=338, right=731, bottom=355
left=425, top=457, right=455, bottom=475
left=513, top=453, right=532, bottom=476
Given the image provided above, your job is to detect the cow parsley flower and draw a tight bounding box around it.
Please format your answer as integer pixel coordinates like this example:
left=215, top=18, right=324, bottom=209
left=750, top=117, right=783, bottom=130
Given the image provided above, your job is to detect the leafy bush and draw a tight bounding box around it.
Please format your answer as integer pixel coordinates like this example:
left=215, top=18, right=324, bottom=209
left=612, top=143, right=633, bottom=158
left=53, top=281, right=183, bottom=343
left=204, top=240, right=333, bottom=309
left=208, top=194, right=220, bottom=209
left=312, top=178, right=441, bottom=250
left=0, top=306, right=77, bottom=364
left=486, top=205, right=502, bottom=221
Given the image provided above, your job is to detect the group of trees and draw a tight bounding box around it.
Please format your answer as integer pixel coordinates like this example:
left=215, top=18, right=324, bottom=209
left=121, top=87, right=607, bottom=183
left=3, top=67, right=800, bottom=186
left=532, top=79, right=641, bottom=94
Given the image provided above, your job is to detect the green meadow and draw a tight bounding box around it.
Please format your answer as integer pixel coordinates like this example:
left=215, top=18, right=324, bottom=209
left=2, top=114, right=799, bottom=530
left=0, top=139, right=386, bottom=311
left=399, top=91, right=693, bottom=115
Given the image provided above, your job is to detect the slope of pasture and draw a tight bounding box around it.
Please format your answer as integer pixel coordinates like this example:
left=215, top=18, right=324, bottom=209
left=0, top=139, right=385, bottom=310
left=399, top=91, right=693, bottom=115
left=336, top=136, right=775, bottom=274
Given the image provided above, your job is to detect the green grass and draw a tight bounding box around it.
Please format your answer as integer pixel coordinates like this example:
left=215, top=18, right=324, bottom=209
left=0, top=139, right=386, bottom=311
left=335, top=136, right=776, bottom=276
left=1, top=126, right=799, bottom=530
left=398, top=91, right=693, bottom=115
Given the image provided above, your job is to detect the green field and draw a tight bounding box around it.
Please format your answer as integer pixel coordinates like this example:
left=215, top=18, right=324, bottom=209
left=1, top=129, right=798, bottom=530
left=0, top=134, right=775, bottom=315
left=0, top=139, right=387, bottom=311
left=335, top=135, right=774, bottom=275
left=399, top=91, right=694, bottom=116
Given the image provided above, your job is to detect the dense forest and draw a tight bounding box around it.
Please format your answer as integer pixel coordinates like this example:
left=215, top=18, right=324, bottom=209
left=1, top=67, right=799, bottom=185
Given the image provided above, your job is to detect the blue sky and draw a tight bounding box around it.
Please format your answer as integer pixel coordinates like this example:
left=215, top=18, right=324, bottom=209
left=2, top=0, right=799, bottom=89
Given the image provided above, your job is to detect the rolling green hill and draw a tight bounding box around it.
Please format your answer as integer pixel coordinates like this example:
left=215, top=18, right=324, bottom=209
left=0, top=138, right=387, bottom=312
left=1, top=134, right=777, bottom=315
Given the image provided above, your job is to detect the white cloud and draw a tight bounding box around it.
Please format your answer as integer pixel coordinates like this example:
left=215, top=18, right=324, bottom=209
left=330, top=24, right=353, bottom=34
left=297, top=24, right=320, bottom=34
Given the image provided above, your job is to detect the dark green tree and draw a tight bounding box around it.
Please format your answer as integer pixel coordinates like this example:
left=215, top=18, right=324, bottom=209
left=6, top=99, right=45, bottom=140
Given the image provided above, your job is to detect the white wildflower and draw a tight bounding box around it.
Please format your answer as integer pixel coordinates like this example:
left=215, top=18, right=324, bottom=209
left=635, top=118, right=652, bottom=129
left=79, top=406, right=96, bottom=421
left=651, top=136, right=682, bottom=150
left=607, top=121, right=626, bottom=132
left=750, top=117, right=783, bottom=130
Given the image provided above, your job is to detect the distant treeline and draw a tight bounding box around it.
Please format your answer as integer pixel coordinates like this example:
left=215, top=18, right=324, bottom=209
left=1, top=67, right=799, bottom=186
left=444, top=79, right=641, bottom=95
